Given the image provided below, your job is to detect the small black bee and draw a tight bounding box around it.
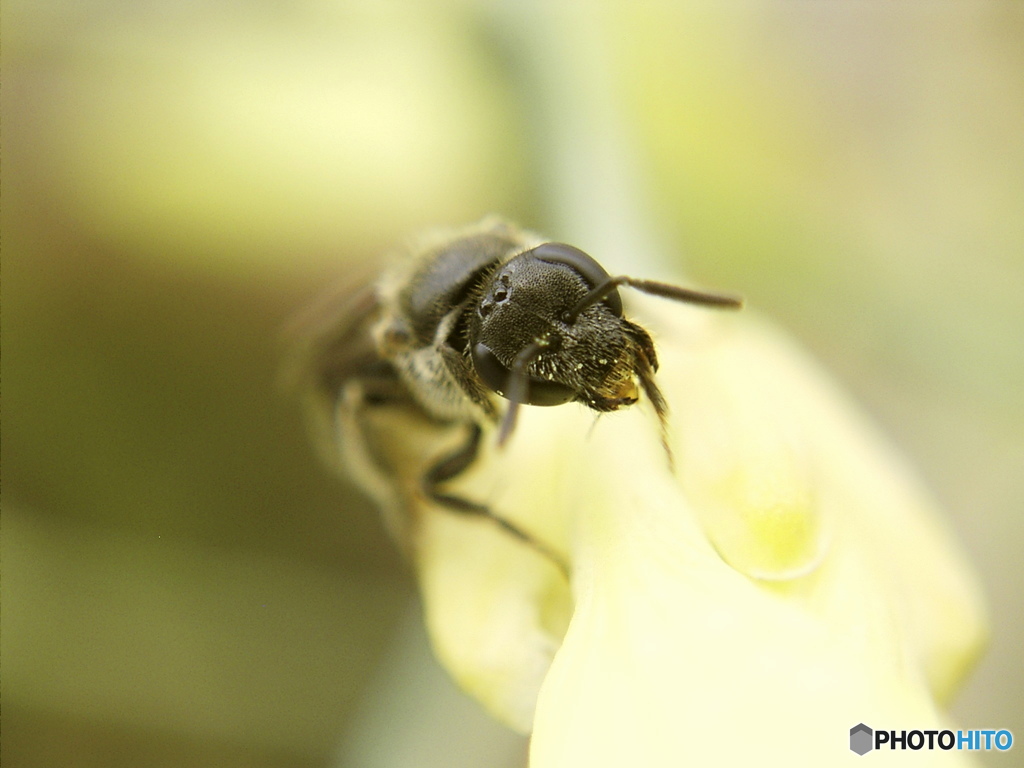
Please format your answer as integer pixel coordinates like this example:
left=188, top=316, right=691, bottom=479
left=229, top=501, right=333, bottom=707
left=294, top=218, right=740, bottom=564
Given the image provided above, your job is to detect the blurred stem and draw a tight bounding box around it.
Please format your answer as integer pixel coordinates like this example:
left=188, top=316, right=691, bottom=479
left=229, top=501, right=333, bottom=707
left=489, top=2, right=665, bottom=272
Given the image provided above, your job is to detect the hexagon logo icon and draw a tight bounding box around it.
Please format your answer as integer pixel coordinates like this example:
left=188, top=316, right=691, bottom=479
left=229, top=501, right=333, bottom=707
left=850, top=723, right=873, bottom=755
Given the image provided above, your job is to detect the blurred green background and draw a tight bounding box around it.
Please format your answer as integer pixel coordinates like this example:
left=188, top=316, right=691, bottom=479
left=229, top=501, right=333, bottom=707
left=3, top=2, right=1022, bottom=767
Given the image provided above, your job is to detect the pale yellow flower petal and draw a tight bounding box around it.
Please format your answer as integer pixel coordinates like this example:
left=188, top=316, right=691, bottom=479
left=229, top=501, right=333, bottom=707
left=327, top=291, right=986, bottom=762
left=523, top=301, right=987, bottom=765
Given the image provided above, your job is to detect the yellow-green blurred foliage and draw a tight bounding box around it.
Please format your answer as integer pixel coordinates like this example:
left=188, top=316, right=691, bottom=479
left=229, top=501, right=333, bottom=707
left=3, top=2, right=1021, bottom=767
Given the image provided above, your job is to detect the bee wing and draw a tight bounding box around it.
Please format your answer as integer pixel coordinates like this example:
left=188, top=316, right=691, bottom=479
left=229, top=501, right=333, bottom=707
left=281, top=281, right=384, bottom=458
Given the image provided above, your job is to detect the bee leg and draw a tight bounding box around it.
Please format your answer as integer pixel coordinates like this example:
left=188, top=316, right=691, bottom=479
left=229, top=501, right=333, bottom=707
left=422, top=423, right=569, bottom=576
left=357, top=360, right=415, bottom=406
left=438, top=344, right=501, bottom=423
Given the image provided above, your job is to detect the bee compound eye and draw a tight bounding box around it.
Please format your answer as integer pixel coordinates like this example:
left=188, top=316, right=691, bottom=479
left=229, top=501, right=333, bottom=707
left=472, top=342, right=575, bottom=406
left=472, top=342, right=510, bottom=395
left=528, top=242, right=623, bottom=317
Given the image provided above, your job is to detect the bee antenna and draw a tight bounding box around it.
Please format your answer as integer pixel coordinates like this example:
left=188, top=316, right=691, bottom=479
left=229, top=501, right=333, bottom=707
left=566, top=275, right=743, bottom=323
left=496, top=338, right=548, bottom=446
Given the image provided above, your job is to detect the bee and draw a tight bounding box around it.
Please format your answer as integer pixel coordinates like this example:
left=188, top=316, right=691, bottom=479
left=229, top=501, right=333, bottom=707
left=292, top=218, right=740, bottom=565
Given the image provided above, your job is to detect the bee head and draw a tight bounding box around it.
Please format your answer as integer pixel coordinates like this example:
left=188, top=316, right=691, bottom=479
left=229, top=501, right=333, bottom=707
left=469, top=243, right=634, bottom=408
